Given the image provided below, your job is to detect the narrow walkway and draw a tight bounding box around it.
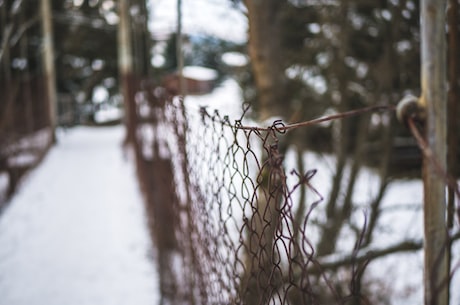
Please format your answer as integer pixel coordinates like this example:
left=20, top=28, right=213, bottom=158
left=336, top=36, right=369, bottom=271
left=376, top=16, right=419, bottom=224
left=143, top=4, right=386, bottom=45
left=0, top=126, right=159, bottom=305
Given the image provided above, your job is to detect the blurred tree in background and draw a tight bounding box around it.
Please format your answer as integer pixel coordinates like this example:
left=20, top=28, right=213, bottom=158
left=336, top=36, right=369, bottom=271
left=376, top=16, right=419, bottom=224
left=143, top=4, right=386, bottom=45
left=239, top=0, right=424, bottom=153
left=52, top=0, right=118, bottom=124
left=53, top=0, right=152, bottom=125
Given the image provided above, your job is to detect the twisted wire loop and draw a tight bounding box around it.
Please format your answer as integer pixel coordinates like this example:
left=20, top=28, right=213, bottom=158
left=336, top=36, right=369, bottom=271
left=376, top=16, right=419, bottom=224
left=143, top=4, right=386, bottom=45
left=131, top=85, right=429, bottom=304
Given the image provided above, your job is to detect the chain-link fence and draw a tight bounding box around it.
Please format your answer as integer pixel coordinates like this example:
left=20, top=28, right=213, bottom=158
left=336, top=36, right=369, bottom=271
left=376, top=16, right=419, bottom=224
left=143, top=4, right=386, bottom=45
left=129, top=80, right=456, bottom=304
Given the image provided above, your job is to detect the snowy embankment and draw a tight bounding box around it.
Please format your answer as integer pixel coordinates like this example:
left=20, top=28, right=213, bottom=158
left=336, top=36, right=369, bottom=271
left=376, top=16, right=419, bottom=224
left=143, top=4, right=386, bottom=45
left=0, top=126, right=159, bottom=305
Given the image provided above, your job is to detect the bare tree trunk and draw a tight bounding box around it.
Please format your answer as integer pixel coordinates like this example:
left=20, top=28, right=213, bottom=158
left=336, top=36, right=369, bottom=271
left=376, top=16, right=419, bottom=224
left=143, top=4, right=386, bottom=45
left=130, top=0, right=151, bottom=78
left=316, top=0, right=353, bottom=257
left=239, top=3, right=294, bottom=301
left=0, top=1, right=10, bottom=80
left=240, top=138, right=284, bottom=305
left=317, top=114, right=369, bottom=256
left=40, top=0, right=57, bottom=141
left=20, top=7, right=34, bottom=133
left=362, top=119, right=392, bottom=246
left=243, top=0, right=286, bottom=121
left=0, top=1, right=12, bottom=132
left=420, top=1, right=449, bottom=304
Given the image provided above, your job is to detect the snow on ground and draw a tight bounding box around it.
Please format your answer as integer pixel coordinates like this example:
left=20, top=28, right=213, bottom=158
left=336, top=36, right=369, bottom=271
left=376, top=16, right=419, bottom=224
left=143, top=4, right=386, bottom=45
left=0, top=126, right=159, bottom=305
left=1, top=80, right=458, bottom=305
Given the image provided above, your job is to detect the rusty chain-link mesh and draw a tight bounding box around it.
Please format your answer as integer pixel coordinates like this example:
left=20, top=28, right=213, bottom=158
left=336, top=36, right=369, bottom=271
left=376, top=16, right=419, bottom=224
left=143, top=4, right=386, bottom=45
left=133, top=85, right=342, bottom=305
left=131, top=84, right=458, bottom=305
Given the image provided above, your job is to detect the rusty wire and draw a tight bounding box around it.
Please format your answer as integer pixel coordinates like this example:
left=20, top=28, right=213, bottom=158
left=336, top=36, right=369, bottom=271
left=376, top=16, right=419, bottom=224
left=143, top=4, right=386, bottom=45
left=132, top=85, right=458, bottom=305
left=406, top=117, right=460, bottom=224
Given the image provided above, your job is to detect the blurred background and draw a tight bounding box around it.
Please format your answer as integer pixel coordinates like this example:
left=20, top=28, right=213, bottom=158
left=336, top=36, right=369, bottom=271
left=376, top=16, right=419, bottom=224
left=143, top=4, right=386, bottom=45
left=0, top=0, right=459, bottom=304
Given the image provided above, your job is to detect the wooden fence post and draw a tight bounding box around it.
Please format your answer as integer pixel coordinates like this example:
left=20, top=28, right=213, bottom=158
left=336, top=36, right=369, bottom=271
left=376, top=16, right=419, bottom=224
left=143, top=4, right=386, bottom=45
left=40, top=0, right=57, bottom=141
left=420, top=1, right=449, bottom=304
left=117, top=0, right=136, bottom=145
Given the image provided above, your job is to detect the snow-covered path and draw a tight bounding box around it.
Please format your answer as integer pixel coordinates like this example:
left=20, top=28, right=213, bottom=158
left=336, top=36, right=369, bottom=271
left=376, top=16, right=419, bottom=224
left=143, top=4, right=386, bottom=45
left=0, top=126, right=159, bottom=305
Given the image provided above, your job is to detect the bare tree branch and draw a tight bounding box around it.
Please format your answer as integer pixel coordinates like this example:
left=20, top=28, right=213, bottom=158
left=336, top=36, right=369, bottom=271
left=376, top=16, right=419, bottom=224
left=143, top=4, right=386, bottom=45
left=0, top=16, right=39, bottom=63
left=315, top=230, right=460, bottom=272
left=317, top=239, right=422, bottom=271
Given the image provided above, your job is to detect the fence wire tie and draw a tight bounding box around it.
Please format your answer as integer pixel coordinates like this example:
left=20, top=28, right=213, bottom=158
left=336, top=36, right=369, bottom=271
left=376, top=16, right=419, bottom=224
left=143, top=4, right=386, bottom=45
left=269, top=119, right=287, bottom=135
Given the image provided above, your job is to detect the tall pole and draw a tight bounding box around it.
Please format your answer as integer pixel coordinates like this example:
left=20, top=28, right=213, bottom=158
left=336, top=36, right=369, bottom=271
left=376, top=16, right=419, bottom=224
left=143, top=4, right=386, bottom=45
left=176, top=0, right=185, bottom=95
left=447, top=0, right=459, bottom=301
left=420, top=1, right=449, bottom=304
left=118, top=0, right=136, bottom=145
left=40, top=0, right=57, bottom=142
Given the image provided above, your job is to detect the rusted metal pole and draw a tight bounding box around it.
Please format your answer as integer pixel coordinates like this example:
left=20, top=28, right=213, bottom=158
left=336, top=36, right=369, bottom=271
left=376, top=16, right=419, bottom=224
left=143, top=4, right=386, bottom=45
left=420, top=1, right=449, bottom=304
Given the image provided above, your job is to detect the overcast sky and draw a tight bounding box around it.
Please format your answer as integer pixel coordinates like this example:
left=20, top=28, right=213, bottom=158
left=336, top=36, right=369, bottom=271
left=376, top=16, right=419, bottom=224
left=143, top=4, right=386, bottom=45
left=148, top=0, right=247, bottom=43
